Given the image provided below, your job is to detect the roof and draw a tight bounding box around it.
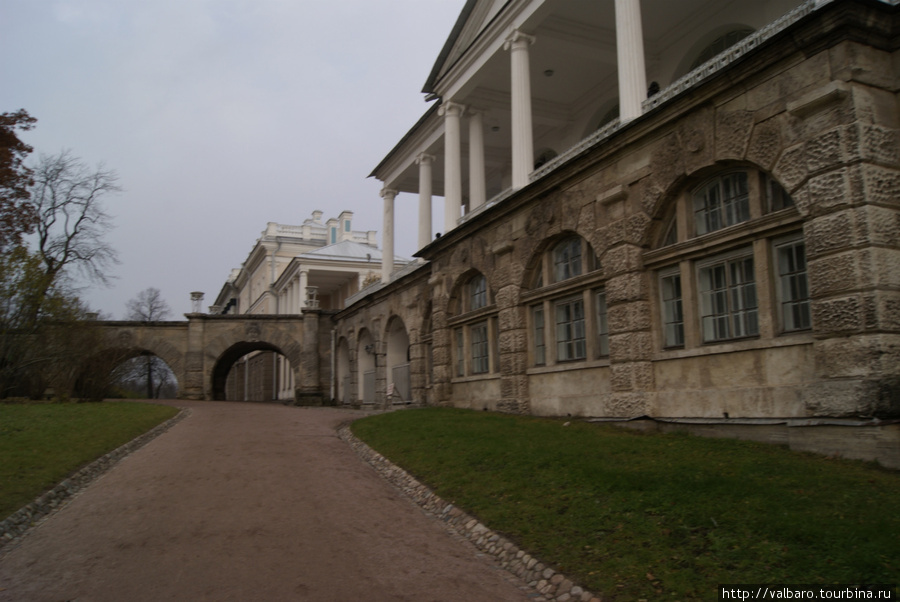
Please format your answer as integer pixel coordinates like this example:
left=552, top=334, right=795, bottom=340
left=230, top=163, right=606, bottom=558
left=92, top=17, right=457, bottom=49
left=296, top=239, right=408, bottom=264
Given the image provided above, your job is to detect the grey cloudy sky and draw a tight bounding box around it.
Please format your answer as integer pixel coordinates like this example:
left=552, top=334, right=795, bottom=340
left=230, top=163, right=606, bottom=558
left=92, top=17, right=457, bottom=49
left=1, top=0, right=463, bottom=317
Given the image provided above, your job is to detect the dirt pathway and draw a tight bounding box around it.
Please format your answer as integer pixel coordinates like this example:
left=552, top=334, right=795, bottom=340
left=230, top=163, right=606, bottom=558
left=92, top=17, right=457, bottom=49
left=0, top=401, right=533, bottom=601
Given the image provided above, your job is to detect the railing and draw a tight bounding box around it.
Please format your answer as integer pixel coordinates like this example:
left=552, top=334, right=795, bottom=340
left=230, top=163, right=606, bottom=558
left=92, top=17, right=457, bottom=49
left=343, top=261, right=424, bottom=307
left=522, top=0, right=825, bottom=190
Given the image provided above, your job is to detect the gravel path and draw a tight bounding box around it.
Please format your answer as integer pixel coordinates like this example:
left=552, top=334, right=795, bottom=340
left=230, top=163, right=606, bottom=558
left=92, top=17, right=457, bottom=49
left=0, top=401, right=535, bottom=601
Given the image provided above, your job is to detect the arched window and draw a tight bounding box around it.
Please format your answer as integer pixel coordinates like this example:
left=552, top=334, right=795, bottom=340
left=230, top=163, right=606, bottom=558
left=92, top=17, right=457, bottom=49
left=448, top=272, right=497, bottom=377
left=646, top=167, right=807, bottom=349
left=524, top=234, right=607, bottom=366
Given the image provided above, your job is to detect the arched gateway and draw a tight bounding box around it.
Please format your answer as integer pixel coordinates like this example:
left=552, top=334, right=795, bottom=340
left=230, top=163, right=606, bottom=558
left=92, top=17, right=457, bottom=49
left=96, top=312, right=329, bottom=404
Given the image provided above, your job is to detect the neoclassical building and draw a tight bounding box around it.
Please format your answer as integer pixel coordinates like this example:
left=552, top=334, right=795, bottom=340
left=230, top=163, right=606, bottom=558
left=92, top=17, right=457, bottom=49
left=329, top=0, right=899, bottom=462
left=212, top=211, right=407, bottom=401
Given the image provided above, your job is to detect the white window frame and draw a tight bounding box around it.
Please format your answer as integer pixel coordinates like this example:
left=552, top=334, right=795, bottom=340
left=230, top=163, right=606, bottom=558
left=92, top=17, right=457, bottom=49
left=659, top=266, right=685, bottom=348
left=773, top=235, right=811, bottom=333
left=555, top=296, right=586, bottom=362
left=697, top=248, right=759, bottom=343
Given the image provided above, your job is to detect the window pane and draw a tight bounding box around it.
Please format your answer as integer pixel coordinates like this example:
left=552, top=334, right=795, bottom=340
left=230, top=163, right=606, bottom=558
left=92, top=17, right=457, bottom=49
left=556, top=298, right=586, bottom=361
left=596, top=292, right=610, bottom=356
left=699, top=253, right=757, bottom=342
left=470, top=275, right=487, bottom=310
left=660, top=272, right=684, bottom=347
left=533, top=306, right=545, bottom=366
left=777, top=240, right=810, bottom=331
left=471, top=322, right=489, bottom=374
left=455, top=328, right=464, bottom=376
left=553, top=238, right=583, bottom=282
left=693, top=173, right=750, bottom=236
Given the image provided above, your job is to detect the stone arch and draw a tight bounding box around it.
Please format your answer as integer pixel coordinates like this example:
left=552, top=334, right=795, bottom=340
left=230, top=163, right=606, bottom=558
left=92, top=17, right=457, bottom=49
left=520, top=230, right=600, bottom=290
left=335, top=336, right=351, bottom=405
left=447, top=268, right=492, bottom=315
left=210, top=340, right=286, bottom=401
left=356, top=328, right=377, bottom=404
left=76, top=345, right=181, bottom=400
left=641, top=159, right=796, bottom=249
left=204, top=322, right=304, bottom=402
left=384, top=315, right=411, bottom=402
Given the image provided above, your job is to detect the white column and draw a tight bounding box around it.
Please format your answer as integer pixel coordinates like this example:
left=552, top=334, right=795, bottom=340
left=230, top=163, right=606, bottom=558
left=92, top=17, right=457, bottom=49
left=440, top=101, right=464, bottom=231
left=299, top=270, right=308, bottom=309
left=468, top=109, right=486, bottom=210
left=416, top=153, right=434, bottom=251
left=615, top=0, right=647, bottom=122
left=381, top=188, right=397, bottom=283
left=504, top=30, right=535, bottom=190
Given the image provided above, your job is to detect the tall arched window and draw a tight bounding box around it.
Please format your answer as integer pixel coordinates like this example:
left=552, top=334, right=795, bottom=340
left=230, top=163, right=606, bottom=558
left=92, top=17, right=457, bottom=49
left=449, top=271, right=497, bottom=377
left=524, top=234, right=607, bottom=366
left=646, top=167, right=808, bottom=349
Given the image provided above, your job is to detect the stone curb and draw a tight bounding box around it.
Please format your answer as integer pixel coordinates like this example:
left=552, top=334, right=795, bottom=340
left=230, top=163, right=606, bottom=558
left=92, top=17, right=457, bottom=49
left=338, top=424, right=602, bottom=602
left=0, top=406, right=191, bottom=553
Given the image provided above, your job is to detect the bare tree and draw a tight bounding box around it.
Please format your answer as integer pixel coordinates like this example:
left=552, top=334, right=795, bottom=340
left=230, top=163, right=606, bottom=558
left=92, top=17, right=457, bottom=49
left=122, top=287, right=175, bottom=398
left=31, top=150, right=120, bottom=291
left=126, top=287, right=171, bottom=322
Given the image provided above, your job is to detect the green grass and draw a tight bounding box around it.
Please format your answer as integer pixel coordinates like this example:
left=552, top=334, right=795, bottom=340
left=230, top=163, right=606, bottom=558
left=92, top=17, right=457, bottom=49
left=352, top=408, right=900, bottom=601
left=0, top=401, right=179, bottom=520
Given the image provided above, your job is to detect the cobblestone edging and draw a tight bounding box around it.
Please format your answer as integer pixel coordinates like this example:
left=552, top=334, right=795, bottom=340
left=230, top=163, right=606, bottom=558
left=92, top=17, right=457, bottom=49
left=0, top=407, right=191, bottom=553
left=338, top=425, right=602, bottom=602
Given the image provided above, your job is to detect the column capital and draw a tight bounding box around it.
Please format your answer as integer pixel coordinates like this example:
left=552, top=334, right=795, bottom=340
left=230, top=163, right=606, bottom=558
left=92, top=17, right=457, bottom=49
left=438, top=101, right=466, bottom=117
left=504, top=29, right=535, bottom=51
left=416, top=153, right=436, bottom=165
left=380, top=187, right=398, bottom=199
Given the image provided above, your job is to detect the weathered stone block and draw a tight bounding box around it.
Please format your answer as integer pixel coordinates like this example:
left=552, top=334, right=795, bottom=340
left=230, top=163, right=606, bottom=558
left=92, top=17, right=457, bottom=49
left=861, top=163, right=900, bottom=208
left=773, top=144, right=809, bottom=192
left=746, top=117, right=784, bottom=170
left=811, top=295, right=863, bottom=333
left=808, top=253, right=859, bottom=297
left=716, top=110, right=754, bottom=160
left=606, top=272, right=648, bottom=304
left=814, top=334, right=900, bottom=379
left=607, top=300, right=652, bottom=333
left=609, top=332, right=652, bottom=362
left=803, top=210, right=860, bottom=258
left=498, top=329, right=527, bottom=354
left=608, top=392, right=652, bottom=417
left=804, top=378, right=900, bottom=418
left=495, top=285, right=522, bottom=309
left=602, top=244, right=644, bottom=277
left=857, top=123, right=900, bottom=167
left=807, top=168, right=851, bottom=216
left=805, top=127, right=846, bottom=173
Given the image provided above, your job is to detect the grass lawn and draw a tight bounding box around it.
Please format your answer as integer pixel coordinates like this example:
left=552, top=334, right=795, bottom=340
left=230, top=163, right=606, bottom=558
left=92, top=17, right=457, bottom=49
left=0, top=401, right=179, bottom=520
left=351, top=407, right=899, bottom=601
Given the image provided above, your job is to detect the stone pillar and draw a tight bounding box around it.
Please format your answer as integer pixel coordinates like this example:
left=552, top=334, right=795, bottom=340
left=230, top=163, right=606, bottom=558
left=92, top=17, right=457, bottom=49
left=440, top=101, right=465, bottom=231
left=468, top=109, right=486, bottom=210
left=297, top=310, right=323, bottom=405
left=182, top=315, right=206, bottom=400
left=381, top=188, right=397, bottom=283
left=416, top=153, right=434, bottom=251
left=298, top=270, right=308, bottom=309
left=615, top=0, right=648, bottom=122
left=605, top=242, right=654, bottom=417
left=504, top=30, right=535, bottom=190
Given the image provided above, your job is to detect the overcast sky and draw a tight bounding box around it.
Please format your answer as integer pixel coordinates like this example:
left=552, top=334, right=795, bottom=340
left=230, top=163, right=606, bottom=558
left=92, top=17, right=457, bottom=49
left=1, top=0, right=463, bottom=318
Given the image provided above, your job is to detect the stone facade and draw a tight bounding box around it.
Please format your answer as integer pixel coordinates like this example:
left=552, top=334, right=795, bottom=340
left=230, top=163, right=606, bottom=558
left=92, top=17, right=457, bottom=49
left=333, top=0, right=900, bottom=463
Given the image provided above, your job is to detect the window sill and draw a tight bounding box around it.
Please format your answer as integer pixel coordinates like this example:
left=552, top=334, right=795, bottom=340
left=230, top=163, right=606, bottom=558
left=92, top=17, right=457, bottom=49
left=527, top=358, right=611, bottom=375
left=653, top=331, right=814, bottom=360
left=452, top=373, right=501, bottom=384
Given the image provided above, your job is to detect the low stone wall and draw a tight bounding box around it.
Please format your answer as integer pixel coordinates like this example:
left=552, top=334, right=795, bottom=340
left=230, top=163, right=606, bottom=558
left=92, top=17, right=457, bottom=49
left=0, top=407, right=191, bottom=552
left=339, top=424, right=602, bottom=602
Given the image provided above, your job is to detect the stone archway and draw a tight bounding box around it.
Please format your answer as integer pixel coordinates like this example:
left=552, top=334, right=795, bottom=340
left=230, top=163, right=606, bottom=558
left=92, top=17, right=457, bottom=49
left=211, top=341, right=287, bottom=402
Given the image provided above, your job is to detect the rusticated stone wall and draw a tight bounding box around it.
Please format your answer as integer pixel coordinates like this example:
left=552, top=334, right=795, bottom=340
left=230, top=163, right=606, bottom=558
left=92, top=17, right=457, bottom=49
left=333, top=2, right=899, bottom=429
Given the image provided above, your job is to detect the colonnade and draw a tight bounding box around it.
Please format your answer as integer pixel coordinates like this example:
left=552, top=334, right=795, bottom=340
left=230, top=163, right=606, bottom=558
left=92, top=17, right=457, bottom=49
left=379, top=0, right=648, bottom=283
